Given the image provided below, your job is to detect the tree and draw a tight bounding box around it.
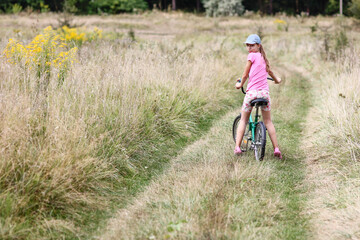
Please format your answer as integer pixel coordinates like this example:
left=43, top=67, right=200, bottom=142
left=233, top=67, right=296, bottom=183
left=202, top=0, right=244, bottom=16
left=325, top=0, right=351, bottom=14
left=349, top=0, right=360, bottom=18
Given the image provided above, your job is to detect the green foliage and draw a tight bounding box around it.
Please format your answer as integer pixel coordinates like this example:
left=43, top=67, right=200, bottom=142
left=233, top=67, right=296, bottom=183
left=310, top=22, right=318, bottom=33
left=11, top=3, right=22, bottom=13
left=26, top=0, right=50, bottom=13
left=128, top=28, right=136, bottom=41
left=92, top=0, right=148, bottom=13
left=334, top=30, right=348, bottom=54
left=320, top=27, right=349, bottom=60
left=0, top=0, right=148, bottom=14
left=349, top=0, right=360, bottom=18
left=63, top=0, right=78, bottom=13
left=202, top=0, right=244, bottom=17
left=326, top=0, right=340, bottom=14
left=326, top=0, right=351, bottom=15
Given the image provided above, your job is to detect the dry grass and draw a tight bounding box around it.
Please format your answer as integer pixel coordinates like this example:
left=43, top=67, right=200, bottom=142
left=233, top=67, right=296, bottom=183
left=1, top=12, right=360, bottom=239
left=100, top=59, right=313, bottom=239
left=0, top=12, right=245, bottom=239
left=297, top=18, right=360, bottom=240
left=100, top=110, right=283, bottom=240
left=304, top=49, right=360, bottom=239
left=318, top=51, right=360, bottom=160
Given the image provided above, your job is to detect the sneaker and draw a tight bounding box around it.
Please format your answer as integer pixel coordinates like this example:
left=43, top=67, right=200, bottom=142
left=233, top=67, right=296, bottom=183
left=274, top=147, right=282, bottom=159
left=234, top=146, right=242, bottom=155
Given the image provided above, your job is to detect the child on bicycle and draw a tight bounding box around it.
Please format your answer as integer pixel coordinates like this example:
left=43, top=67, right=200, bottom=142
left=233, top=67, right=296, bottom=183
left=234, top=34, right=282, bottom=159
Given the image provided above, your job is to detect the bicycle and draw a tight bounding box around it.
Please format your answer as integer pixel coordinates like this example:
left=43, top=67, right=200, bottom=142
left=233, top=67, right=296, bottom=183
left=232, top=77, right=273, bottom=161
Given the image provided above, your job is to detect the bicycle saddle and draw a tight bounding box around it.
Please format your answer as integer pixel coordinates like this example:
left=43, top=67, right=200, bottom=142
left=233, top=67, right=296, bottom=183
left=250, top=98, right=268, bottom=106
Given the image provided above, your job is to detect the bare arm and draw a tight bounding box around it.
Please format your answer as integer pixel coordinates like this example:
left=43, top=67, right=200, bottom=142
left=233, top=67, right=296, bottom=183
left=235, top=60, right=252, bottom=89
left=268, top=70, right=282, bottom=84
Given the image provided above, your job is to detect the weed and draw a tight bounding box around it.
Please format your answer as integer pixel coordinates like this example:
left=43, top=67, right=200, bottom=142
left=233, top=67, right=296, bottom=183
left=254, top=23, right=265, bottom=40
left=274, top=19, right=290, bottom=32
left=128, top=28, right=136, bottom=41
left=334, top=30, right=348, bottom=55
left=11, top=3, right=22, bottom=14
left=310, top=22, right=318, bottom=33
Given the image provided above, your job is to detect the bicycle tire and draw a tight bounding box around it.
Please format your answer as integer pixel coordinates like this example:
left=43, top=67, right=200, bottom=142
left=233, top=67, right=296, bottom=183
left=254, top=121, right=266, bottom=161
left=232, top=114, right=251, bottom=152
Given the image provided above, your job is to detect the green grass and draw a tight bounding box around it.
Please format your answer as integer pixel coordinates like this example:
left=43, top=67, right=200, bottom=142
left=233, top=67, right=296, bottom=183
left=4, top=13, right=357, bottom=240
left=64, top=88, right=240, bottom=239
left=99, top=63, right=314, bottom=239
left=267, top=72, right=311, bottom=239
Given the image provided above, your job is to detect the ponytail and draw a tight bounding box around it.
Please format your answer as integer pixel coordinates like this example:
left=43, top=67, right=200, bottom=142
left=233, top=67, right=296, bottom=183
left=259, top=44, right=270, bottom=72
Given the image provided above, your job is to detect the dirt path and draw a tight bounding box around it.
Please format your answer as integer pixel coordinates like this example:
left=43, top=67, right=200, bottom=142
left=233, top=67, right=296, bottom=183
left=98, top=65, right=312, bottom=240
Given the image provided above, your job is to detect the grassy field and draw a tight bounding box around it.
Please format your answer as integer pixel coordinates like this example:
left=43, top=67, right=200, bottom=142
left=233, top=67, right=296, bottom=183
left=0, top=12, right=360, bottom=239
left=101, top=61, right=312, bottom=239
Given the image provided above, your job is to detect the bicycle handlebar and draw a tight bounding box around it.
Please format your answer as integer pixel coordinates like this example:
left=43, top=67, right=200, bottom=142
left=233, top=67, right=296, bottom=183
left=240, top=77, right=273, bottom=94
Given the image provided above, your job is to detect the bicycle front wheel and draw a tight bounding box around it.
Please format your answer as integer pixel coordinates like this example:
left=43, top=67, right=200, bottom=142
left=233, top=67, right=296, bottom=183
left=254, top=122, right=266, bottom=161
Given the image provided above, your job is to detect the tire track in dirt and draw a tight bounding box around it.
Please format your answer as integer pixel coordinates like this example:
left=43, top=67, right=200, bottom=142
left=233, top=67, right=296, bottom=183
left=98, top=64, right=313, bottom=240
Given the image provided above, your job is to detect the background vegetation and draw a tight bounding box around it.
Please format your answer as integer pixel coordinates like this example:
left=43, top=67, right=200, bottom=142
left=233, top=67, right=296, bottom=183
left=1, top=0, right=360, bottom=17
left=1, top=2, right=360, bottom=240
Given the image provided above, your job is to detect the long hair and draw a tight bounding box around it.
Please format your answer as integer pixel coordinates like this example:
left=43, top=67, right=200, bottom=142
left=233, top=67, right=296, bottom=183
left=259, top=44, right=270, bottom=72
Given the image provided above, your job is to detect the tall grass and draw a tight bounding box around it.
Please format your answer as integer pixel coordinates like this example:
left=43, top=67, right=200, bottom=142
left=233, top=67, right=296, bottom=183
left=317, top=49, right=360, bottom=161
left=1, top=12, right=359, bottom=239
left=101, top=66, right=312, bottom=240
left=298, top=19, right=360, bottom=240
left=0, top=17, right=243, bottom=237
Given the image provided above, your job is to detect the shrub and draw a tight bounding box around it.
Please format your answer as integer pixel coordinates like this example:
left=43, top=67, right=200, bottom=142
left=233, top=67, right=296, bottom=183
left=326, top=0, right=351, bottom=15
left=334, top=30, right=349, bottom=54
left=274, top=19, right=289, bottom=32
left=310, top=22, right=318, bottom=33
left=202, top=0, right=244, bottom=17
left=349, top=0, right=360, bottom=18
left=3, top=27, right=78, bottom=85
left=92, top=0, right=148, bottom=13
left=11, top=3, right=22, bottom=14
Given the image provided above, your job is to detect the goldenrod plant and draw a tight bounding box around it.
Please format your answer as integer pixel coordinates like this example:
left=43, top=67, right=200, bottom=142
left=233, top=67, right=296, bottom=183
left=3, top=26, right=102, bottom=86
left=59, top=26, right=103, bottom=47
left=274, top=19, right=289, bottom=31
left=3, top=26, right=78, bottom=85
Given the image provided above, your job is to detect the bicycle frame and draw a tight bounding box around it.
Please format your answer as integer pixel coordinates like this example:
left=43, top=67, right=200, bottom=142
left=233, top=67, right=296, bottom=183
left=248, top=105, right=261, bottom=144
left=233, top=76, right=274, bottom=159
left=240, top=77, right=272, bottom=142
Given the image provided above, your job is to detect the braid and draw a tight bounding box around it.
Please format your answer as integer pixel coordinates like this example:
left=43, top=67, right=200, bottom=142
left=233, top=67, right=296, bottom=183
left=259, top=44, right=270, bottom=72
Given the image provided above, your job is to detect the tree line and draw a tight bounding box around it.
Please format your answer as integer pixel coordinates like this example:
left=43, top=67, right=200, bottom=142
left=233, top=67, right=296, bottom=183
left=0, top=0, right=356, bottom=16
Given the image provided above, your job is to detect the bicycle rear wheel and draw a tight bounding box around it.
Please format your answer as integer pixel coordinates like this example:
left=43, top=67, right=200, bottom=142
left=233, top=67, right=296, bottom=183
left=232, top=114, right=251, bottom=152
left=254, top=121, right=266, bottom=161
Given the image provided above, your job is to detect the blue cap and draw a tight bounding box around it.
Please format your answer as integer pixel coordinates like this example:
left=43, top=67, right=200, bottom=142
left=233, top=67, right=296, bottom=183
left=244, top=34, right=261, bottom=44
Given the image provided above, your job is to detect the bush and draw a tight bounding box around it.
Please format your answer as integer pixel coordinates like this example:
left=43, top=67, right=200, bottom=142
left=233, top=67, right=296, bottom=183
left=349, top=0, right=360, bottom=18
left=202, top=0, right=244, bottom=17
left=326, top=0, right=351, bottom=15
left=334, top=30, right=349, bottom=54
left=92, top=0, right=148, bottom=13
left=11, top=3, right=22, bottom=14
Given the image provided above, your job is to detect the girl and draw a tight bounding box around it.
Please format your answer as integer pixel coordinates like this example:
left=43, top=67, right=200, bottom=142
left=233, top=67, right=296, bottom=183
left=234, top=34, right=282, bottom=159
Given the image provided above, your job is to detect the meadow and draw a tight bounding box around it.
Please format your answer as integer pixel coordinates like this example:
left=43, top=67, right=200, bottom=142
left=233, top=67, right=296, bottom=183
left=0, top=12, right=359, bottom=239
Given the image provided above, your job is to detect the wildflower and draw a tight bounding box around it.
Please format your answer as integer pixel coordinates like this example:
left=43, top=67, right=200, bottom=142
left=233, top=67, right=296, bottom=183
left=274, top=19, right=286, bottom=24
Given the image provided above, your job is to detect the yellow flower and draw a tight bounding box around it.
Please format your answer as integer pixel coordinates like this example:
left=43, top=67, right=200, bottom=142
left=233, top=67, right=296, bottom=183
left=274, top=19, right=286, bottom=24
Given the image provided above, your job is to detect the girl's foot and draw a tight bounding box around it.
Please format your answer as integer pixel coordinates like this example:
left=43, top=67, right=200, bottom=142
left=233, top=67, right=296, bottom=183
left=274, top=147, right=282, bottom=159
left=234, top=146, right=242, bottom=155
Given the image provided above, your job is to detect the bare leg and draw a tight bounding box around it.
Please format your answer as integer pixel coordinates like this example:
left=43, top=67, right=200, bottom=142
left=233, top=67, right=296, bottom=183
left=235, top=110, right=251, bottom=148
left=261, top=109, right=279, bottom=149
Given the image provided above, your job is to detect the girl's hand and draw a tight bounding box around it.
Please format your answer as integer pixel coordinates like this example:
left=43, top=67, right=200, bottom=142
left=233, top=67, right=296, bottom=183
left=275, top=77, right=282, bottom=84
left=235, top=82, right=242, bottom=89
